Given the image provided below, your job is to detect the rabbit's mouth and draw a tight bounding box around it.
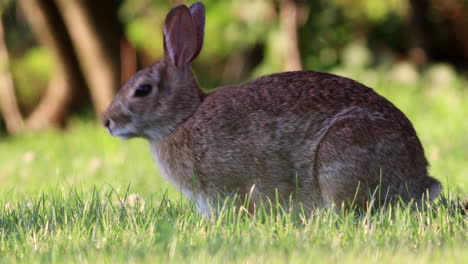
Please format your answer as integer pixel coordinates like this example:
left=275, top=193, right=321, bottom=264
left=107, top=126, right=138, bottom=140
left=103, top=116, right=139, bottom=140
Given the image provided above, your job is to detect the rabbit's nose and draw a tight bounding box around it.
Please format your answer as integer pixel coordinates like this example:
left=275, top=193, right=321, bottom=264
left=102, top=117, right=113, bottom=130
left=103, top=118, right=114, bottom=135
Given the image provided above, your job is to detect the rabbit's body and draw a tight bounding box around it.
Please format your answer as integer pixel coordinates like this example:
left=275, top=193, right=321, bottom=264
left=149, top=71, right=441, bottom=214
left=102, top=2, right=441, bottom=215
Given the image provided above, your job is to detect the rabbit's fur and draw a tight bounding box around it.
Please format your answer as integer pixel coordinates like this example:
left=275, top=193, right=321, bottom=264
left=102, top=2, right=442, bottom=215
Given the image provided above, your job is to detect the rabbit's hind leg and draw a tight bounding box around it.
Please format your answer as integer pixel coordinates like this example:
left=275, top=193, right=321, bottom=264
left=314, top=116, right=428, bottom=208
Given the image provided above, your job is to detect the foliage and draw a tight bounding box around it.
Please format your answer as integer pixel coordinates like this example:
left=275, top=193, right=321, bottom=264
left=120, top=0, right=414, bottom=76
left=3, top=0, right=466, bottom=109
left=10, top=47, right=54, bottom=112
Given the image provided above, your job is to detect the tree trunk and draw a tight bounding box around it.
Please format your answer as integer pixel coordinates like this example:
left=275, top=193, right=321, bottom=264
left=409, top=0, right=468, bottom=68
left=18, top=0, right=85, bottom=130
left=54, top=0, right=122, bottom=116
left=0, top=17, right=23, bottom=133
left=280, top=0, right=302, bottom=71
left=121, top=38, right=137, bottom=83
left=25, top=74, right=70, bottom=130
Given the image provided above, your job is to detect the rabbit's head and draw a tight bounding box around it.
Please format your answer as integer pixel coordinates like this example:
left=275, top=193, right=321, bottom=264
left=102, top=2, right=205, bottom=140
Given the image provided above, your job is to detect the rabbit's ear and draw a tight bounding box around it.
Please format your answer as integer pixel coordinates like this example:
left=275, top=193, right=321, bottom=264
left=163, top=5, right=197, bottom=67
left=189, top=2, right=205, bottom=61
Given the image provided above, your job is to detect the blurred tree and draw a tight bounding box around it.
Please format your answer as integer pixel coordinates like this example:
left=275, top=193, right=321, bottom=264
left=18, top=0, right=85, bottom=130
left=0, top=0, right=86, bottom=133
left=0, top=0, right=23, bottom=133
left=54, top=0, right=122, bottom=115
left=280, top=0, right=302, bottom=71
left=1, top=0, right=123, bottom=133
left=410, top=0, right=468, bottom=68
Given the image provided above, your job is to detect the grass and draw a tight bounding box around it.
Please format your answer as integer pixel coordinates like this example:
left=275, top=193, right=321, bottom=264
left=0, top=68, right=467, bottom=263
left=0, top=189, right=465, bottom=263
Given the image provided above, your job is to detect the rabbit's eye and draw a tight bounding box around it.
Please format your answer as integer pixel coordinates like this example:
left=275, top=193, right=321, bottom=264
left=133, top=84, right=152, bottom=97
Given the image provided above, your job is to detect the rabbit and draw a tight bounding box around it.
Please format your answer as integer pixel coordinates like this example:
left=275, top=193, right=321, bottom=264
left=102, top=2, right=442, bottom=215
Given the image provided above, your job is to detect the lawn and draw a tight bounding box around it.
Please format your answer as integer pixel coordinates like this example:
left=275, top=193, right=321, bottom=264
left=0, top=68, right=467, bottom=263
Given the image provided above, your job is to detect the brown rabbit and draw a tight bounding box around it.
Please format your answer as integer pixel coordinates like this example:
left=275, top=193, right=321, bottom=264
left=102, top=2, right=442, bottom=215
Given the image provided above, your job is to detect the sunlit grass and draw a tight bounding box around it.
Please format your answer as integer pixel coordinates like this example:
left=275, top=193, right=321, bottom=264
left=0, top=69, right=467, bottom=263
left=0, top=188, right=466, bottom=263
left=0, top=188, right=468, bottom=263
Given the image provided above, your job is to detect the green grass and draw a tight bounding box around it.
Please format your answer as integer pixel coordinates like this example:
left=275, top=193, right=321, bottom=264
left=0, top=69, right=467, bottom=263
left=0, top=190, right=465, bottom=263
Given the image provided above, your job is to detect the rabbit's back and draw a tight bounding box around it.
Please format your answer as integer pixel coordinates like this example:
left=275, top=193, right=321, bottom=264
left=191, top=71, right=422, bottom=151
